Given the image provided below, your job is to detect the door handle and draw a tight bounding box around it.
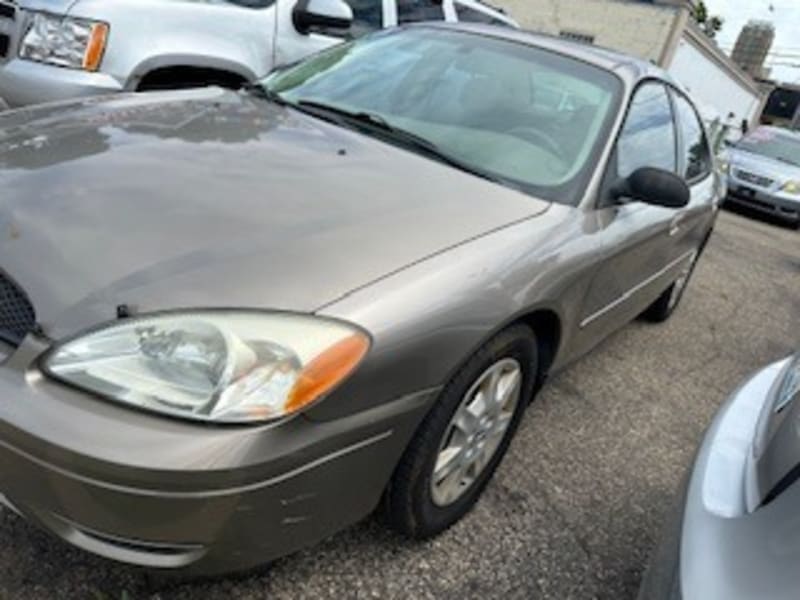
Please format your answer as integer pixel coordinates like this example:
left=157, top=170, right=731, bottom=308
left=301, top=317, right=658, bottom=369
left=669, top=213, right=687, bottom=237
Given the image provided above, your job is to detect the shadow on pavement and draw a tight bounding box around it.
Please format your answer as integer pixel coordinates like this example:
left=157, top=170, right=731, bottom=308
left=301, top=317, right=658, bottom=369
left=722, top=201, right=799, bottom=231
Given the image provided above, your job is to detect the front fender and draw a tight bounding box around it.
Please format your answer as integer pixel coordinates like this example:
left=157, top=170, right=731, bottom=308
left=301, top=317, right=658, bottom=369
left=311, top=205, right=590, bottom=421
left=67, top=0, right=276, bottom=89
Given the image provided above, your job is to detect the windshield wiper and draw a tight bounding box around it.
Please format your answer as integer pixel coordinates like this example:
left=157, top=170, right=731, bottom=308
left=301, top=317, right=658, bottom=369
left=295, top=100, right=392, bottom=130
left=294, top=100, right=506, bottom=186
left=241, top=83, right=288, bottom=106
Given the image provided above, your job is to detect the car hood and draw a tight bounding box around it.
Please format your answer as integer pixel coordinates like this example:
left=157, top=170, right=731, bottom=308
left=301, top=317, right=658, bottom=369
left=729, top=147, right=800, bottom=182
left=0, top=88, right=549, bottom=340
left=750, top=355, right=800, bottom=507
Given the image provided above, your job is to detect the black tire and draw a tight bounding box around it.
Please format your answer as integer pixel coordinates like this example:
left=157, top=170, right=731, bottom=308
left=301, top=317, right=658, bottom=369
left=384, top=324, right=538, bottom=538
left=641, top=250, right=700, bottom=323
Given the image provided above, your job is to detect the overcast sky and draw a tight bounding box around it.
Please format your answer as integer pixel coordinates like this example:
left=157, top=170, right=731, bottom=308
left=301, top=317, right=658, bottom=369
left=704, top=0, right=800, bottom=83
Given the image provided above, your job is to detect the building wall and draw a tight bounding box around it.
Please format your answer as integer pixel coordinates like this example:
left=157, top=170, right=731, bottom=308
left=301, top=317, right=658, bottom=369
left=668, top=25, right=764, bottom=131
left=500, top=0, right=680, bottom=63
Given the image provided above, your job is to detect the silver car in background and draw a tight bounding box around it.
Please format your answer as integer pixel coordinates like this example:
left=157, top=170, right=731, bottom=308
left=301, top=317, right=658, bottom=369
left=0, top=0, right=515, bottom=107
left=723, top=126, right=800, bottom=228
left=639, top=353, right=800, bottom=600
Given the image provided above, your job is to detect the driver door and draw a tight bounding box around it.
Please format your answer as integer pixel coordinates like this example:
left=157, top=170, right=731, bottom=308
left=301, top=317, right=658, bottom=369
left=274, top=0, right=391, bottom=67
left=578, top=82, right=682, bottom=344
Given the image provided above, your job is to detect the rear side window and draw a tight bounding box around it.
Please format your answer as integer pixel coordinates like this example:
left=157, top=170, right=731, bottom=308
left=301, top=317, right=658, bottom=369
left=617, top=83, right=677, bottom=177
left=454, top=2, right=507, bottom=25
left=346, top=0, right=384, bottom=35
left=396, top=0, right=445, bottom=23
left=672, top=92, right=711, bottom=181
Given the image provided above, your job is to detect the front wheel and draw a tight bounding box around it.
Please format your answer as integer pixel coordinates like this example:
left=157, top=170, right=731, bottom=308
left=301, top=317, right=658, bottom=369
left=384, top=324, right=538, bottom=538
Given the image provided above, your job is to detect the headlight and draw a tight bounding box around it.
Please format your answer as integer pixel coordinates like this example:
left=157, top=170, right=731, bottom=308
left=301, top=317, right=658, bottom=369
left=19, top=13, right=109, bottom=72
left=718, top=159, right=730, bottom=174
left=42, top=312, right=370, bottom=424
left=781, top=181, right=800, bottom=195
left=774, top=354, right=800, bottom=414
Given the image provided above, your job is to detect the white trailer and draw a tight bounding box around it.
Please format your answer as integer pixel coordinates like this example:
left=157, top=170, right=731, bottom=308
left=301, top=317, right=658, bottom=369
left=667, top=21, right=764, bottom=142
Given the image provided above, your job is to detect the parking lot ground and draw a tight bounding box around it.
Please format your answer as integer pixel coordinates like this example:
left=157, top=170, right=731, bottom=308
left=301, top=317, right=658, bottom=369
left=0, top=209, right=798, bottom=600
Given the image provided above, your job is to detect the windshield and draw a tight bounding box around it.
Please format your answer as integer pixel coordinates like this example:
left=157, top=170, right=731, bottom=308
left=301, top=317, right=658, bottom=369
left=260, top=28, right=622, bottom=204
left=736, top=128, right=800, bottom=167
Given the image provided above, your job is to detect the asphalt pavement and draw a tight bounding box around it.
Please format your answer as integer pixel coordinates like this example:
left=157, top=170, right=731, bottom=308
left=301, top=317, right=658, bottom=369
left=0, top=209, right=798, bottom=600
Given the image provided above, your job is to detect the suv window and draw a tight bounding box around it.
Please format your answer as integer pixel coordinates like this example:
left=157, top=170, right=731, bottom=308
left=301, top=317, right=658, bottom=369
left=454, top=2, right=507, bottom=25
left=397, top=0, right=445, bottom=23
left=308, top=0, right=383, bottom=37
left=348, top=0, right=384, bottom=34
left=617, top=83, right=677, bottom=178
left=672, top=91, right=711, bottom=181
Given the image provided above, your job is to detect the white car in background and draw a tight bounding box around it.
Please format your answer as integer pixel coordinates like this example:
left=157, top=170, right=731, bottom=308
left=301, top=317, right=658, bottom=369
left=0, top=0, right=516, bottom=108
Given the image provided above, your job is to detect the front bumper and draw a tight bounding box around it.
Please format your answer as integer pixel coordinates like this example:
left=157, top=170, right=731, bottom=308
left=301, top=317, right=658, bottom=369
left=0, top=58, right=123, bottom=108
left=0, top=337, right=434, bottom=576
left=639, top=359, right=795, bottom=600
left=725, top=178, right=800, bottom=224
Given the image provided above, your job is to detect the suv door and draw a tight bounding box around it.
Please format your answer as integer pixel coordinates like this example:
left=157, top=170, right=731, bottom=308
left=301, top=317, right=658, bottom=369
left=275, top=0, right=389, bottom=66
left=578, top=81, right=682, bottom=342
left=667, top=88, right=717, bottom=267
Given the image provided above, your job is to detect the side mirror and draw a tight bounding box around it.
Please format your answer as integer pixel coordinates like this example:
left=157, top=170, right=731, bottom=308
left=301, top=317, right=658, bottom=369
left=293, top=0, right=354, bottom=34
left=612, top=167, right=690, bottom=209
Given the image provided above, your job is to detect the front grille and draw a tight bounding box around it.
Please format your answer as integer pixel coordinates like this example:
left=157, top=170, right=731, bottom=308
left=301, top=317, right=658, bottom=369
left=735, top=169, right=774, bottom=188
left=0, top=272, right=35, bottom=346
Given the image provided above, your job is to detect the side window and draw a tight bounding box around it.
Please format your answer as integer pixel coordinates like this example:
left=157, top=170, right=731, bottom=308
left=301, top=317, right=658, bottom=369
left=617, top=83, right=677, bottom=178
left=308, top=0, right=383, bottom=37
left=454, top=2, right=506, bottom=25
left=396, top=0, right=445, bottom=23
left=672, top=92, right=712, bottom=181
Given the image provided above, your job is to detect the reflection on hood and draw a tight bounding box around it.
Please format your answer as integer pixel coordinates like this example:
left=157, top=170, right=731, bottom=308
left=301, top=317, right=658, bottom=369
left=0, top=88, right=279, bottom=170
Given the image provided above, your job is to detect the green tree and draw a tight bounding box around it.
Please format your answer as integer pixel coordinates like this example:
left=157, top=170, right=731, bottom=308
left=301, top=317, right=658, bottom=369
left=693, top=0, right=724, bottom=39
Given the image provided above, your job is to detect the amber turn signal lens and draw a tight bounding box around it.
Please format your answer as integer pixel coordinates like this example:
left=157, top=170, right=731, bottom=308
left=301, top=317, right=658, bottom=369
left=83, top=23, right=109, bottom=72
left=285, top=333, right=370, bottom=414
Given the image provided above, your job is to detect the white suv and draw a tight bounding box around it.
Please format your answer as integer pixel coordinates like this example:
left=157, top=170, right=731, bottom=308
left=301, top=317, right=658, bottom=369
left=0, top=0, right=516, bottom=108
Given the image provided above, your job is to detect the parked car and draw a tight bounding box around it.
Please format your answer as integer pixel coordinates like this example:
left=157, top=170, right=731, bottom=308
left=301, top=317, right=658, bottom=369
left=0, top=0, right=516, bottom=108
left=0, top=24, right=721, bottom=577
left=638, top=353, right=800, bottom=600
left=723, top=126, right=800, bottom=228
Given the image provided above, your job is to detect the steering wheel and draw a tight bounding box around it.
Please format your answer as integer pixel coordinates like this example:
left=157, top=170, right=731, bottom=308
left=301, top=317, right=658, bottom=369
left=505, top=126, right=566, bottom=161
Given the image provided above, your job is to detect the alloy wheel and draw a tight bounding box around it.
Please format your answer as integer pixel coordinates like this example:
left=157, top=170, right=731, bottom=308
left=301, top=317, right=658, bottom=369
left=430, top=358, right=523, bottom=507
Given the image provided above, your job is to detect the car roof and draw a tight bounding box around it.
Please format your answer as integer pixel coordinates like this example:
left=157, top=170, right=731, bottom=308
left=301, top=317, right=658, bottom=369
left=414, top=22, right=677, bottom=88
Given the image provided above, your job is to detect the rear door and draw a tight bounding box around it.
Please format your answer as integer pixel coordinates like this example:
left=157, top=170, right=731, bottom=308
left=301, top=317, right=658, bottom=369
left=452, top=0, right=513, bottom=26
left=578, top=81, right=682, bottom=342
